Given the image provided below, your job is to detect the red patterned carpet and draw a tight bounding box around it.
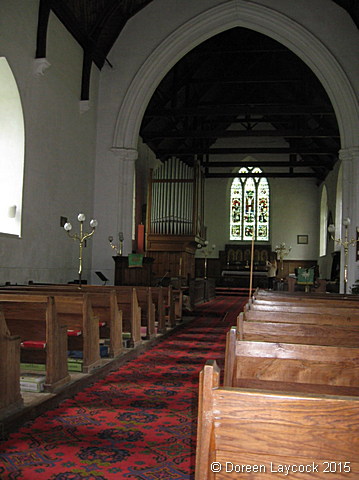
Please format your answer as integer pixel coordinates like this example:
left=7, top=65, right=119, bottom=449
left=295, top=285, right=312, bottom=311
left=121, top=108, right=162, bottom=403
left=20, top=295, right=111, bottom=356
left=0, top=295, right=246, bottom=480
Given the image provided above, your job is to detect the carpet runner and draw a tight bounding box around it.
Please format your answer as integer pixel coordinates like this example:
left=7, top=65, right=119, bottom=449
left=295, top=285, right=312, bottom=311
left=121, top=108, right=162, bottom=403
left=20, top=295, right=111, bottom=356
left=0, top=295, right=246, bottom=480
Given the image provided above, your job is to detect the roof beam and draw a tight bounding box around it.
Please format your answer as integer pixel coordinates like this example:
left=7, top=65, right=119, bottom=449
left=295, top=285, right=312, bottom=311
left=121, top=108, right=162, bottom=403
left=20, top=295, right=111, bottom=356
left=144, top=104, right=336, bottom=117
left=143, top=129, right=340, bottom=139
left=205, top=172, right=319, bottom=178
left=156, top=147, right=338, bottom=156
left=203, top=160, right=334, bottom=168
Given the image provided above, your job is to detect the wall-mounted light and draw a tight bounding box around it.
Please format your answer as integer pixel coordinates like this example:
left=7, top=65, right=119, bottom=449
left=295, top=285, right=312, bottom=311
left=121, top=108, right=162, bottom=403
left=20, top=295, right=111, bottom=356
left=8, top=205, right=16, bottom=218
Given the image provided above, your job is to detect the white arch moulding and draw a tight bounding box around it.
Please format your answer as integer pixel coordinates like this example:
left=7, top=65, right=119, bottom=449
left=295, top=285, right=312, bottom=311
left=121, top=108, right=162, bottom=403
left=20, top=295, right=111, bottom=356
left=113, top=0, right=359, bottom=153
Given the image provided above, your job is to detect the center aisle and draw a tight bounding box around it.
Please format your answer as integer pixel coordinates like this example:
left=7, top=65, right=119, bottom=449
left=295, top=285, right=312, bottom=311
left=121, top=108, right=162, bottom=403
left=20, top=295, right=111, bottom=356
left=0, top=295, right=246, bottom=480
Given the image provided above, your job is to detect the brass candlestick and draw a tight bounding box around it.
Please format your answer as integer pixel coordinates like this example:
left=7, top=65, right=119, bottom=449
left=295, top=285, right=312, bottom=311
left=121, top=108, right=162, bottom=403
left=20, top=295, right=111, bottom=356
left=108, top=232, right=124, bottom=256
left=328, top=217, right=357, bottom=294
left=64, top=213, right=98, bottom=286
left=274, top=242, right=292, bottom=276
left=197, top=241, right=216, bottom=279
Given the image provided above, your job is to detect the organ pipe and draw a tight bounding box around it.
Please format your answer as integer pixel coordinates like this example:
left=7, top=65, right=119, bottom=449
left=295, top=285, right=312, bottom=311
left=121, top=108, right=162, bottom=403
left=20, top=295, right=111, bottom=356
left=148, top=157, right=204, bottom=238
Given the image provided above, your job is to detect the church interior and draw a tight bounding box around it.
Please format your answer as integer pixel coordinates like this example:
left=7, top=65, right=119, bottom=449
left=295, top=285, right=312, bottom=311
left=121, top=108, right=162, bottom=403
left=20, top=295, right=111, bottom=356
left=1, top=1, right=359, bottom=478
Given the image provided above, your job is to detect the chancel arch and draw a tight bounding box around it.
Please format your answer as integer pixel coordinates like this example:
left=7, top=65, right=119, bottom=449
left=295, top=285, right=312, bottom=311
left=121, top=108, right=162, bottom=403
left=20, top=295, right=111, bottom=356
left=112, top=0, right=359, bottom=151
left=94, top=0, right=359, bottom=288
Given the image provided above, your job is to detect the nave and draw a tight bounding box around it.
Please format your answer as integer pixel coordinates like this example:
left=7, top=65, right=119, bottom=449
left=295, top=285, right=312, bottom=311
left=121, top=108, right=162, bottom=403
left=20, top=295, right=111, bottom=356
left=0, top=295, right=246, bottom=480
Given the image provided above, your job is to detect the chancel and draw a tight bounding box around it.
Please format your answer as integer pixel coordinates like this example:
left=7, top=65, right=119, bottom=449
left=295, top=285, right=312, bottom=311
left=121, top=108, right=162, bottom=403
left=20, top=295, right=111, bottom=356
left=1, top=1, right=359, bottom=478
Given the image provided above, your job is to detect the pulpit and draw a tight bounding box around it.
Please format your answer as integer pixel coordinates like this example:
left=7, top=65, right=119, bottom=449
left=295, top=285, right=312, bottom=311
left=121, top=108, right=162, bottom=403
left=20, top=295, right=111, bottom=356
left=113, top=256, right=154, bottom=286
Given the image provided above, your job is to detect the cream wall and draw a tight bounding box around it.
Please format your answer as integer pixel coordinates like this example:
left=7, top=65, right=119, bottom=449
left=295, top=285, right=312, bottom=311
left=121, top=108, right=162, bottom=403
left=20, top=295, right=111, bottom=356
left=0, top=1, right=99, bottom=284
left=203, top=176, right=319, bottom=259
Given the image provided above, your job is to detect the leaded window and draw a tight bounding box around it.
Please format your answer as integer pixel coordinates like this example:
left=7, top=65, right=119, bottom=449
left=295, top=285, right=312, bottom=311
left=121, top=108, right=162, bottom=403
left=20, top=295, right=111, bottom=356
left=230, top=167, right=269, bottom=241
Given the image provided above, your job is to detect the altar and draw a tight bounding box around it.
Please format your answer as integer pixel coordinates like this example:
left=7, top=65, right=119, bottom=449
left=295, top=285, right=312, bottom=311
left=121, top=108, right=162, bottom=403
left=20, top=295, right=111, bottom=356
left=218, top=244, right=271, bottom=287
left=221, top=269, right=268, bottom=288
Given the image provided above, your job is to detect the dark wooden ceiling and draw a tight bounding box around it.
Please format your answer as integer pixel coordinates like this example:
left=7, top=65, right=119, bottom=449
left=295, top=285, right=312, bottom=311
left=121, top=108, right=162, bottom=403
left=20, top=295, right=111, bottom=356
left=37, top=0, right=358, bottom=183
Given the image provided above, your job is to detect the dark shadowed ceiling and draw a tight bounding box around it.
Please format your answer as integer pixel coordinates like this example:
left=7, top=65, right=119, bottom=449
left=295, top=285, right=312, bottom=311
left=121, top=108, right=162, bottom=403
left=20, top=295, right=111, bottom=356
left=37, top=0, right=358, bottom=183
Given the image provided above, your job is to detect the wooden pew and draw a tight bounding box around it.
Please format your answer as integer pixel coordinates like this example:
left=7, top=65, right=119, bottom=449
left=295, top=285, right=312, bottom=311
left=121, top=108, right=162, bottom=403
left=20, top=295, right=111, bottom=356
left=224, top=327, right=359, bottom=394
left=0, top=290, right=102, bottom=373
left=237, top=312, right=359, bottom=346
left=0, top=294, right=71, bottom=391
left=55, top=293, right=103, bottom=372
left=243, top=302, right=359, bottom=326
left=173, top=287, right=183, bottom=322
left=253, top=288, right=359, bottom=305
left=127, top=286, right=156, bottom=340
left=115, top=286, right=141, bottom=348
left=0, top=309, right=23, bottom=415
left=196, top=360, right=359, bottom=480
left=247, top=298, right=359, bottom=317
left=252, top=297, right=359, bottom=309
left=1, top=285, right=125, bottom=358
left=251, top=293, right=359, bottom=309
left=150, top=286, right=167, bottom=334
left=163, top=285, right=176, bottom=328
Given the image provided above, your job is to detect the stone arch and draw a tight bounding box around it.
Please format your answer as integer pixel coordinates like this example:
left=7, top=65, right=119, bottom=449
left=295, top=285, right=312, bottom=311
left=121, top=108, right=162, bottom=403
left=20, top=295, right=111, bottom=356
left=113, top=1, right=359, bottom=152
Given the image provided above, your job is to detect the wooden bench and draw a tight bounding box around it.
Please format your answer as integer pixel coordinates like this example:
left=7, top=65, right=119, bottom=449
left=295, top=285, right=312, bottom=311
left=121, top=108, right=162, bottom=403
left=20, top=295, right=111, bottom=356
left=253, top=288, right=359, bottom=304
left=251, top=292, right=359, bottom=309
left=163, top=285, right=176, bottom=328
left=243, top=302, right=359, bottom=325
left=115, top=287, right=141, bottom=348
left=196, top=360, right=359, bottom=479
left=119, top=285, right=156, bottom=340
left=151, top=285, right=179, bottom=331
left=247, top=298, right=359, bottom=317
left=0, top=290, right=102, bottom=373
left=1, top=285, right=125, bottom=359
left=252, top=297, right=359, bottom=309
left=173, top=287, right=183, bottom=322
left=150, top=286, right=167, bottom=334
left=0, top=309, right=23, bottom=415
left=224, top=328, right=359, bottom=394
left=0, top=294, right=71, bottom=391
left=237, top=311, right=359, bottom=346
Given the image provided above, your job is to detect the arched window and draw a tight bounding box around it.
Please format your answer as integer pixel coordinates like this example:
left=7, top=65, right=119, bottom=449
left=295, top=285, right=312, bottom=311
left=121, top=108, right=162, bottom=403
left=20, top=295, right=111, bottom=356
left=319, top=185, right=328, bottom=257
left=230, top=167, right=269, bottom=241
left=0, top=57, right=25, bottom=236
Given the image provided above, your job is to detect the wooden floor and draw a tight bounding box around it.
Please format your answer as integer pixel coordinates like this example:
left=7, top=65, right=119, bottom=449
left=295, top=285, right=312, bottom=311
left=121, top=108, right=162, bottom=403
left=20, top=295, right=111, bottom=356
left=0, top=317, right=194, bottom=440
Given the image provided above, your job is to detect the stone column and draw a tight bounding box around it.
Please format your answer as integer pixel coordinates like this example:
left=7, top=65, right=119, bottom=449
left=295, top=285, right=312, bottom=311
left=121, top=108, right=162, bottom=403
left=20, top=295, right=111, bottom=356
left=339, top=147, right=359, bottom=293
left=110, top=147, right=138, bottom=256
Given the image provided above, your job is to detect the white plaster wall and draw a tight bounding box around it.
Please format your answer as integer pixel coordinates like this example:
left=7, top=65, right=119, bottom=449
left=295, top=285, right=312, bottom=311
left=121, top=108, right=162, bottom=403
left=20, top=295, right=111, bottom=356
left=0, top=1, right=99, bottom=284
left=91, top=139, right=159, bottom=285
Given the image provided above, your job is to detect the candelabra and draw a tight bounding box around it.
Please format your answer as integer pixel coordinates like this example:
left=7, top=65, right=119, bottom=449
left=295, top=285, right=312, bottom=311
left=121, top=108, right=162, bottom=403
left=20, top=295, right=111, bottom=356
left=274, top=242, right=292, bottom=276
left=108, top=232, right=124, bottom=256
left=64, top=213, right=98, bottom=286
left=328, top=217, right=358, bottom=294
left=197, top=241, right=216, bottom=279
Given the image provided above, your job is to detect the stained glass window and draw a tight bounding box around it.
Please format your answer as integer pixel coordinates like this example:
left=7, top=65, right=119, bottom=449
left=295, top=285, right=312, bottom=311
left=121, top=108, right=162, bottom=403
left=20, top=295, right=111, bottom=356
left=230, top=167, right=269, bottom=241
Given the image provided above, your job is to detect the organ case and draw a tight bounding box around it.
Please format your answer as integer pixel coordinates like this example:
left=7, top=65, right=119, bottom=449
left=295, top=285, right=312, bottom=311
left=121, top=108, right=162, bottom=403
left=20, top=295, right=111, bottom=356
left=146, top=157, right=205, bottom=282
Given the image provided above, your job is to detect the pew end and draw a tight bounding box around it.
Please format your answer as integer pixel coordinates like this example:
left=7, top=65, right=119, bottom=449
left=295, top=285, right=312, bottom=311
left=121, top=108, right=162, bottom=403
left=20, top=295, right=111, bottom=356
left=0, top=310, right=23, bottom=416
left=196, top=360, right=359, bottom=479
